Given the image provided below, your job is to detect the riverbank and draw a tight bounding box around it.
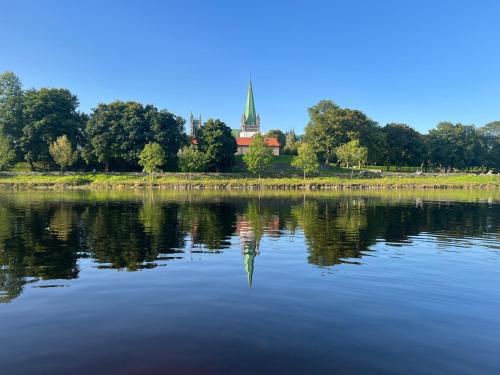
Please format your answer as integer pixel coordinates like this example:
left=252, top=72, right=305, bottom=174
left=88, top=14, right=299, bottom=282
left=0, top=172, right=499, bottom=190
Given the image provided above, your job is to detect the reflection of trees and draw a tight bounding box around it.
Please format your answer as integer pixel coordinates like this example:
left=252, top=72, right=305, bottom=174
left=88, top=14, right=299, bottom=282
left=0, top=193, right=499, bottom=303
left=84, top=203, right=185, bottom=270
left=292, top=199, right=372, bottom=266
left=0, top=203, right=80, bottom=302
left=179, top=203, right=236, bottom=250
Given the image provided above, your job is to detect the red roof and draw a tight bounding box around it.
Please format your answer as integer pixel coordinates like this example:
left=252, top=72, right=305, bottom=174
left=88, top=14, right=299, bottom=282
left=237, top=137, right=280, bottom=147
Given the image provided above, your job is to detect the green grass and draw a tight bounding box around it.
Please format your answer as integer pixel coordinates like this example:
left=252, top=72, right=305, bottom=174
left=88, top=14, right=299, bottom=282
left=0, top=172, right=499, bottom=190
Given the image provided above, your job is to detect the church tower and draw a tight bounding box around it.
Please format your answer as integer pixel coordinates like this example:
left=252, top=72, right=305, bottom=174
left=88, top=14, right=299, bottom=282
left=189, top=113, right=202, bottom=138
left=240, top=80, right=261, bottom=138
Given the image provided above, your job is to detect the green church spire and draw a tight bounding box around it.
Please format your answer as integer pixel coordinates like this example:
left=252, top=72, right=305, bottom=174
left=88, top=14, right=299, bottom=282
left=244, top=80, right=257, bottom=126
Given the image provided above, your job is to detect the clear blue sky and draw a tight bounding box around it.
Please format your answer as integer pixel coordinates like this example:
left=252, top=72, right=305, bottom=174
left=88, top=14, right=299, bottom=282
left=1, top=0, right=499, bottom=134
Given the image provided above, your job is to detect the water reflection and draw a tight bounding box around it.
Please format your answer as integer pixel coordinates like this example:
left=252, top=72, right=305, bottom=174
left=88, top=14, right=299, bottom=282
left=0, top=192, right=499, bottom=302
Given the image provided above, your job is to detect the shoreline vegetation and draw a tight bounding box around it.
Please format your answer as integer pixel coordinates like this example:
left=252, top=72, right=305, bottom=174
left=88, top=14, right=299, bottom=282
left=1, top=172, right=499, bottom=190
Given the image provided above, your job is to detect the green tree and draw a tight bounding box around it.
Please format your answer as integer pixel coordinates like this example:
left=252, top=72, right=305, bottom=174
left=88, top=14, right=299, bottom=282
left=197, top=119, right=237, bottom=172
left=0, top=134, right=16, bottom=171
left=383, top=123, right=426, bottom=169
left=243, top=134, right=273, bottom=178
left=148, top=107, right=187, bottom=170
left=479, top=121, right=500, bottom=169
left=0, top=71, right=24, bottom=144
left=283, top=130, right=299, bottom=155
left=304, top=100, right=385, bottom=164
left=84, top=102, right=184, bottom=172
left=266, top=129, right=286, bottom=150
left=21, top=88, right=84, bottom=170
left=428, top=122, right=484, bottom=171
left=49, top=135, right=78, bottom=174
left=139, top=142, right=165, bottom=174
left=292, top=142, right=319, bottom=180
left=335, top=140, right=368, bottom=172
left=178, top=145, right=207, bottom=178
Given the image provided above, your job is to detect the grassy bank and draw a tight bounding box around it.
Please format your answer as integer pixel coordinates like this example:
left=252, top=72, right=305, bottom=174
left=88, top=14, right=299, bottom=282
left=0, top=172, right=499, bottom=190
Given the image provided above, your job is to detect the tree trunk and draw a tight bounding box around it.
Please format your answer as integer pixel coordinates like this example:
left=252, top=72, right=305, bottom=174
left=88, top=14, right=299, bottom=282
left=60, top=165, right=63, bottom=176
left=105, top=162, right=109, bottom=173
left=303, top=170, right=306, bottom=181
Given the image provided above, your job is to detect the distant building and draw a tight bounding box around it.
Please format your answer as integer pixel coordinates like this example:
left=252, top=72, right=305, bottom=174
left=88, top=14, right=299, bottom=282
left=189, top=113, right=202, bottom=138
left=236, top=80, right=280, bottom=155
left=190, top=80, right=280, bottom=156
left=236, top=136, right=280, bottom=156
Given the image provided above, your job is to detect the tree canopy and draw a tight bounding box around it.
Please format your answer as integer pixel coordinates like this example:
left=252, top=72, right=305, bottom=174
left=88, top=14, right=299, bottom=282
left=291, top=142, right=319, bottom=179
left=84, top=101, right=185, bottom=171
left=304, top=100, right=385, bottom=164
left=383, top=123, right=426, bottom=168
left=197, top=119, right=236, bottom=172
left=335, top=140, right=368, bottom=170
left=139, top=142, right=166, bottom=174
left=178, top=145, right=207, bottom=177
left=49, top=135, right=78, bottom=174
left=243, top=133, right=273, bottom=178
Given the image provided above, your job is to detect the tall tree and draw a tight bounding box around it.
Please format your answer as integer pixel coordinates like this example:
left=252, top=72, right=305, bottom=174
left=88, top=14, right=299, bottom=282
left=479, top=121, right=500, bottom=169
left=197, top=119, right=236, bottom=172
left=304, top=100, right=385, bottom=164
left=84, top=101, right=149, bottom=171
left=383, top=123, right=426, bottom=168
left=147, top=107, right=186, bottom=169
left=85, top=101, right=184, bottom=172
left=243, top=133, right=273, bottom=178
left=291, top=142, right=319, bottom=180
left=0, top=135, right=16, bottom=170
left=0, top=71, right=24, bottom=145
left=21, top=88, right=84, bottom=169
left=49, top=135, right=78, bottom=174
left=428, top=122, right=484, bottom=171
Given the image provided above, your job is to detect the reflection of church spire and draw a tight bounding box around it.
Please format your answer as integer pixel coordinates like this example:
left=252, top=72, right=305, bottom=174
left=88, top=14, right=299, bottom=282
left=243, top=244, right=257, bottom=287
left=237, top=216, right=260, bottom=287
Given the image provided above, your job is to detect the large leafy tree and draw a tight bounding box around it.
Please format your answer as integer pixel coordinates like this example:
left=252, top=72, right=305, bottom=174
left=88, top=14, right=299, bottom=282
left=479, top=121, right=500, bottom=169
left=147, top=107, right=186, bottom=169
left=0, top=135, right=16, bottom=170
left=427, top=122, right=484, bottom=171
left=383, top=123, right=426, bottom=168
left=21, top=88, right=84, bottom=169
left=0, top=71, right=24, bottom=145
left=197, top=119, right=236, bottom=172
left=243, top=133, right=273, bottom=178
left=304, top=100, right=385, bottom=164
left=85, top=101, right=185, bottom=171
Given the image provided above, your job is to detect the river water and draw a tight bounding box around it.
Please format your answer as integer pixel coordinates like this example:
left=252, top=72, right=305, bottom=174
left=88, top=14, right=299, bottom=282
left=0, top=190, right=499, bottom=374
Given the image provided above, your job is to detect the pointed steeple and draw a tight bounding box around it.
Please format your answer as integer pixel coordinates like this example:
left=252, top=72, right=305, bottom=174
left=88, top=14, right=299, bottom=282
left=244, top=79, right=257, bottom=126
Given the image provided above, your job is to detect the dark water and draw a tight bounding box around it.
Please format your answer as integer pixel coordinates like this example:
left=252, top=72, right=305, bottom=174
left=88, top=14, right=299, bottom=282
left=1, top=190, right=499, bottom=374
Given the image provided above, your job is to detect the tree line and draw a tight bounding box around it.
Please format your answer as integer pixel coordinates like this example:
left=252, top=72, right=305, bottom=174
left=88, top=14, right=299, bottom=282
left=1, top=71, right=498, bottom=174
left=0, top=71, right=236, bottom=173
left=301, top=100, right=499, bottom=172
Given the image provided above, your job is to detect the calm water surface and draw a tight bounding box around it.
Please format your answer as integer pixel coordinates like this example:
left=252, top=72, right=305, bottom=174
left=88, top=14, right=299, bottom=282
left=0, top=190, right=499, bottom=374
